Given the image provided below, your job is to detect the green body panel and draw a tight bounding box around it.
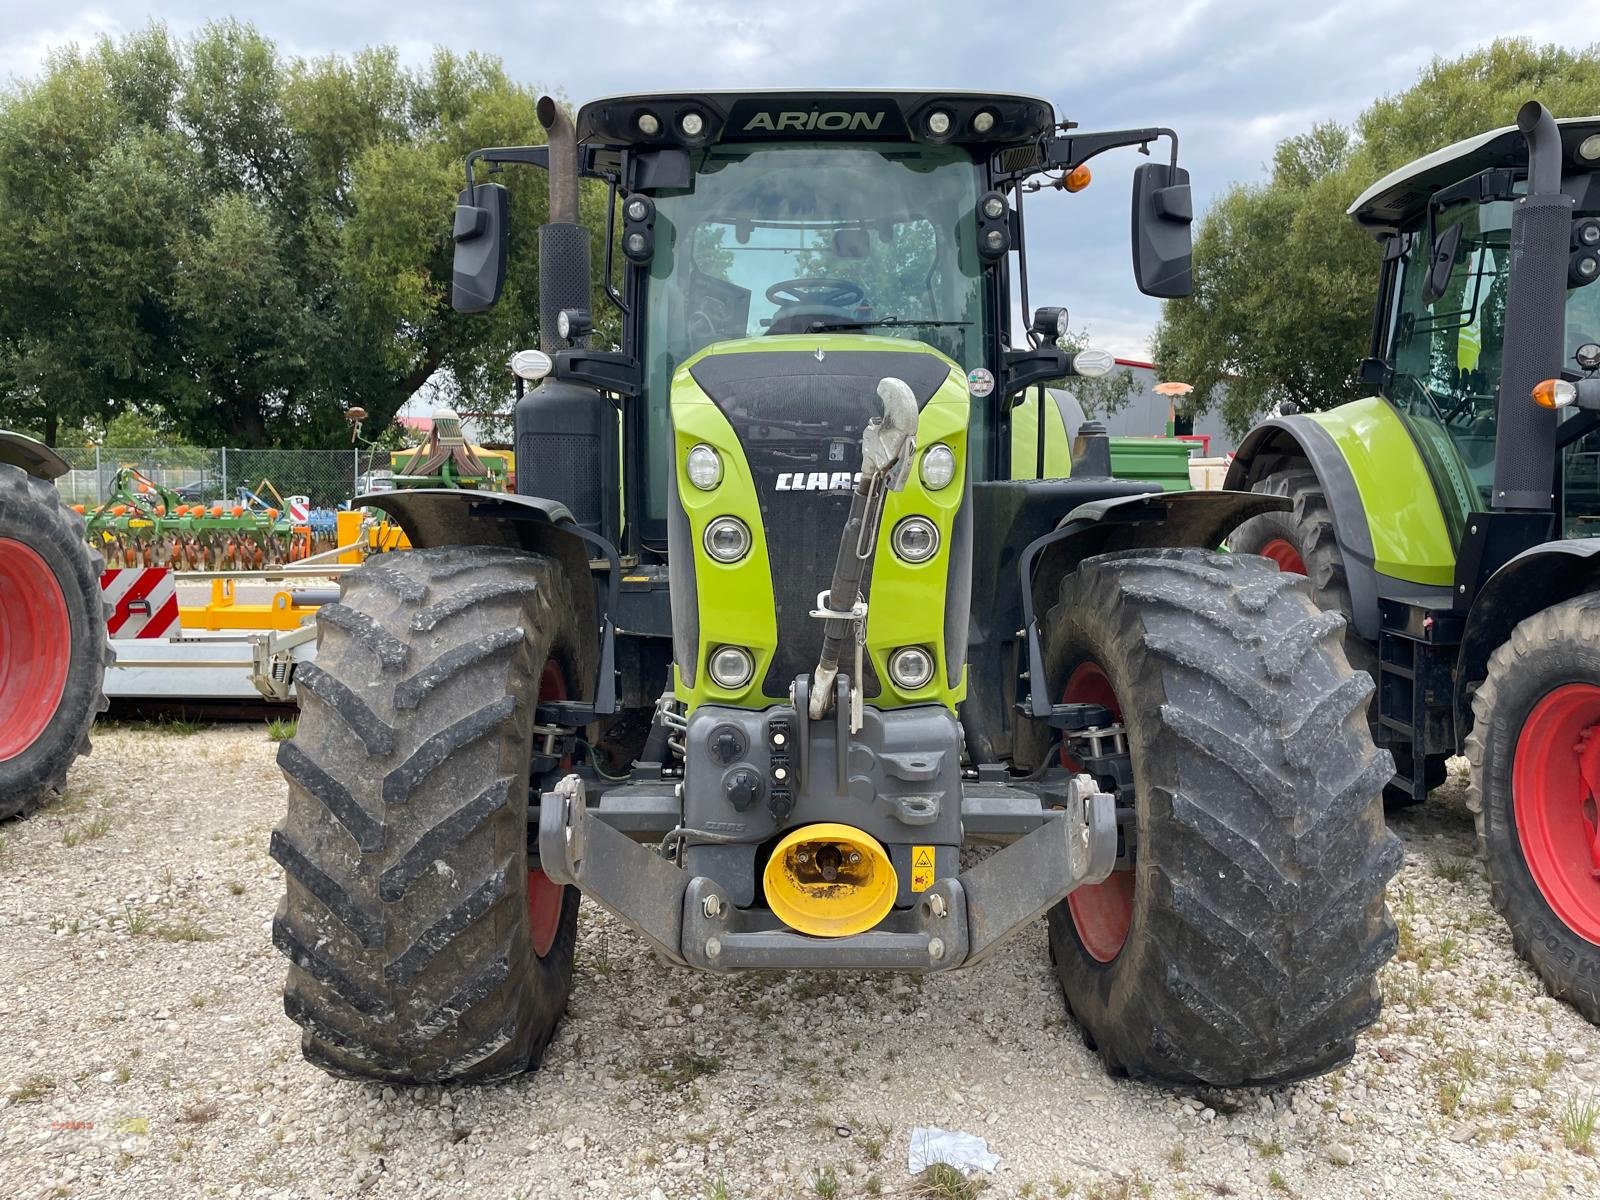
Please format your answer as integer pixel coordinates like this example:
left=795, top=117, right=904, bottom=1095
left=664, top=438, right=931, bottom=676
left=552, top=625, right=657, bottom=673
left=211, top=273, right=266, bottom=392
left=1305, top=397, right=1457, bottom=586
left=1108, top=438, right=1193, bottom=492
left=1009, top=391, right=1075, bottom=479
left=670, top=334, right=968, bottom=713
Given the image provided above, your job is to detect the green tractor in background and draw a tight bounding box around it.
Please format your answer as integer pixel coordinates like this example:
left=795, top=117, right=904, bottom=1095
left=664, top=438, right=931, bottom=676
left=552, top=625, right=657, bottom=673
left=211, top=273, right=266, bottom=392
left=273, top=90, right=1400, bottom=1090
left=0, top=432, right=111, bottom=821
left=1228, top=101, right=1600, bottom=1024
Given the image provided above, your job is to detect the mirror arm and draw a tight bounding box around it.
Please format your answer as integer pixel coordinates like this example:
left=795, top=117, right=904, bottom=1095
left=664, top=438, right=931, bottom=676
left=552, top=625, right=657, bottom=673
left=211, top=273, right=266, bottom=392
left=1042, top=126, right=1179, bottom=176
left=602, top=177, right=627, bottom=315
left=553, top=349, right=642, bottom=398
left=465, top=145, right=551, bottom=188
left=1002, top=347, right=1072, bottom=398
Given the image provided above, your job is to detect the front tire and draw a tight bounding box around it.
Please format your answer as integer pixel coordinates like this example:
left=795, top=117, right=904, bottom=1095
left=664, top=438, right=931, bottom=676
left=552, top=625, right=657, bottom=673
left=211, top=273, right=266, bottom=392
left=1466, top=596, right=1600, bottom=1025
left=0, top=464, right=110, bottom=821
left=1042, top=549, right=1400, bottom=1086
left=272, top=546, right=586, bottom=1083
left=1230, top=467, right=1441, bottom=808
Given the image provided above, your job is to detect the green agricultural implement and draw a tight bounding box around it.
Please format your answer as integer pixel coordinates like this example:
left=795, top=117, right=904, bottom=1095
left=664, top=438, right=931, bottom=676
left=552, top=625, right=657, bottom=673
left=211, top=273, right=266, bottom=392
left=273, top=90, right=1398, bottom=1088
left=0, top=432, right=111, bottom=820
left=1228, top=102, right=1600, bottom=1024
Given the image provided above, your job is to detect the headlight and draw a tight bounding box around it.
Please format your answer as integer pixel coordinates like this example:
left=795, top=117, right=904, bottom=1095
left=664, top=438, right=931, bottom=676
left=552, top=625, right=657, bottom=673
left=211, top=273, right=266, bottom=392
left=927, top=110, right=952, bottom=137
left=891, top=516, right=939, bottom=563
left=637, top=111, right=660, bottom=136
left=708, top=645, right=754, bottom=689
left=920, top=444, right=956, bottom=490
left=686, top=444, right=723, bottom=490
left=972, top=110, right=996, bottom=134
left=703, top=516, right=752, bottom=563
left=889, top=646, right=935, bottom=690
left=680, top=111, right=705, bottom=138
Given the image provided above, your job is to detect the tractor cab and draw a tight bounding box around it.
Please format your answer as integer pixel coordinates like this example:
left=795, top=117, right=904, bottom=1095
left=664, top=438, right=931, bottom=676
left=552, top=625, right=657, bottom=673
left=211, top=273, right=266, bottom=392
left=1348, top=114, right=1600, bottom=539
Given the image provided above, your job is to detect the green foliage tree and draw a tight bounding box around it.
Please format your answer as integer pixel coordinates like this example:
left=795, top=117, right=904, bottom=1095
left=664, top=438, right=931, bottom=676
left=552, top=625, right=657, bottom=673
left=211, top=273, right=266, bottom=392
left=1153, top=38, right=1600, bottom=436
left=0, top=21, right=612, bottom=447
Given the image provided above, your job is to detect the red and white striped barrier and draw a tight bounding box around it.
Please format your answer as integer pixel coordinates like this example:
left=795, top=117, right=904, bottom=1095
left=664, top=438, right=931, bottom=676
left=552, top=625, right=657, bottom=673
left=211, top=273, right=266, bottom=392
left=100, top=567, right=180, bottom=640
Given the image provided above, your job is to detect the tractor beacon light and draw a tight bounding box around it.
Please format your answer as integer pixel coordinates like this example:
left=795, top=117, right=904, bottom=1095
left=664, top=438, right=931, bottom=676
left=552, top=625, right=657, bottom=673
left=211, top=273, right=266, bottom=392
left=1065, top=164, right=1093, bottom=193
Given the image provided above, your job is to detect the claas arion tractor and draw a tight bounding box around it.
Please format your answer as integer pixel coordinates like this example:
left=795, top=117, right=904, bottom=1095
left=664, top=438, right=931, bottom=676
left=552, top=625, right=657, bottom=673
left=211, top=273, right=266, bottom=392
left=272, top=91, right=1399, bottom=1087
left=1227, top=102, right=1600, bottom=1025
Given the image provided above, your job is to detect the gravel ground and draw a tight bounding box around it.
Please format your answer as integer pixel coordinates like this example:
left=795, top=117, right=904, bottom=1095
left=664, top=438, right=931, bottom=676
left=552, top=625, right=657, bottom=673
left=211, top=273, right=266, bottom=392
left=3, top=725, right=1600, bottom=1200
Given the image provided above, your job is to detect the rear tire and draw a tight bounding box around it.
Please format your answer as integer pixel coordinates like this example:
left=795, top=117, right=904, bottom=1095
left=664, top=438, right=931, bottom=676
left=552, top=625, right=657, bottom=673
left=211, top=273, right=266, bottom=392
left=272, top=546, right=586, bottom=1082
left=1230, top=467, right=1439, bottom=808
left=0, top=464, right=110, bottom=821
left=1042, top=548, right=1401, bottom=1086
left=1466, top=596, right=1600, bottom=1025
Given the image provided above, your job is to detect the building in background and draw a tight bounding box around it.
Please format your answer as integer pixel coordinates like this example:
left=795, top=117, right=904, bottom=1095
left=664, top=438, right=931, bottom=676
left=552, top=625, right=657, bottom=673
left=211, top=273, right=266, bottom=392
left=1054, top=357, right=1246, bottom=456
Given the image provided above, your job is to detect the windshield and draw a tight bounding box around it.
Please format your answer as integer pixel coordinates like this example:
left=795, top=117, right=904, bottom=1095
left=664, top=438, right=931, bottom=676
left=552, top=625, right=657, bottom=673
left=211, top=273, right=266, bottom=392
left=640, top=142, right=987, bottom=535
left=1388, top=196, right=1600, bottom=533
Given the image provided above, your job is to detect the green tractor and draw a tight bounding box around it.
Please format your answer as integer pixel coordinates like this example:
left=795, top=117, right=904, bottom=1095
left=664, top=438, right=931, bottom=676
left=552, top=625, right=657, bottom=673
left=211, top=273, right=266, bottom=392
left=272, top=90, right=1398, bottom=1088
left=0, top=432, right=111, bottom=820
left=1227, top=101, right=1600, bottom=1023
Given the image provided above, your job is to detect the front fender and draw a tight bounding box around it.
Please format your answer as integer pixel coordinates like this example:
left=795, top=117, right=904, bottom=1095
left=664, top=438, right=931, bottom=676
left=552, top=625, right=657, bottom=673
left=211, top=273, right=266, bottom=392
left=1458, top=539, right=1600, bottom=736
left=0, top=431, right=69, bottom=480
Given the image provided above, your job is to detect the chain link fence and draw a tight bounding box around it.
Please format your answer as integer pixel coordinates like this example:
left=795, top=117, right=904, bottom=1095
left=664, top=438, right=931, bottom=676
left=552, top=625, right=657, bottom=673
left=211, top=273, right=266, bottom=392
left=52, top=447, right=392, bottom=510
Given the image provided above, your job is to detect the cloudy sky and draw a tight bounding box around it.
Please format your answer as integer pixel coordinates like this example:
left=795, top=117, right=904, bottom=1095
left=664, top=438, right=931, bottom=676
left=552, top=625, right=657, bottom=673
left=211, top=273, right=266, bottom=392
left=3, top=1, right=1592, bottom=357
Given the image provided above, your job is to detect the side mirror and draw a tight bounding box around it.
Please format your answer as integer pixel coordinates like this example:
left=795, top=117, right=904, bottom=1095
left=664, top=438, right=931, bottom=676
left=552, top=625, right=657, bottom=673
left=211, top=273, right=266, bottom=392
left=1422, top=221, right=1461, bottom=304
left=451, top=182, right=509, bottom=313
left=1131, top=162, right=1193, bottom=298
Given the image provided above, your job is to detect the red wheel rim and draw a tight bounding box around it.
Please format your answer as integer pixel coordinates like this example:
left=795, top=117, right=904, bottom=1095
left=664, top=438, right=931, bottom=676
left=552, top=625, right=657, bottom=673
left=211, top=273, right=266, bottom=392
left=0, top=538, right=72, bottom=762
left=1513, top=682, right=1600, bottom=946
left=1257, top=536, right=1306, bottom=576
left=1061, top=660, right=1135, bottom=963
left=528, top=658, right=570, bottom=958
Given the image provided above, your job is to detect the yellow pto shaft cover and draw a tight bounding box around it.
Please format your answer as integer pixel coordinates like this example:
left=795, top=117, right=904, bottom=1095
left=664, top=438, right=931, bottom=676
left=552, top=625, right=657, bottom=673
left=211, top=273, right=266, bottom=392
left=763, top=823, right=898, bottom=938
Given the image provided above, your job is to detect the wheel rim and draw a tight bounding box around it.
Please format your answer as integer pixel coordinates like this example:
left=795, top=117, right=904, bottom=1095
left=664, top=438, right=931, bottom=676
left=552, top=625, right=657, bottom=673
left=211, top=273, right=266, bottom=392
left=529, top=658, right=570, bottom=958
left=1513, top=682, right=1600, bottom=946
left=1257, top=536, right=1307, bottom=576
left=0, top=538, right=72, bottom=762
left=1061, top=660, right=1135, bottom=963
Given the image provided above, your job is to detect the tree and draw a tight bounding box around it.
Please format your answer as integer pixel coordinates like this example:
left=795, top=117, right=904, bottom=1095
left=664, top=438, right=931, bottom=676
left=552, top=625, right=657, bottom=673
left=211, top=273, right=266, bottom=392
left=0, top=22, right=614, bottom=447
left=1153, top=39, right=1600, bottom=436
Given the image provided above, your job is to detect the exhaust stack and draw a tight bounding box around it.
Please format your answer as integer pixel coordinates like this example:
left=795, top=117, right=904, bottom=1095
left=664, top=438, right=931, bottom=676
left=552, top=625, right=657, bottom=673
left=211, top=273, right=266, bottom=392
left=534, top=95, right=590, bottom=353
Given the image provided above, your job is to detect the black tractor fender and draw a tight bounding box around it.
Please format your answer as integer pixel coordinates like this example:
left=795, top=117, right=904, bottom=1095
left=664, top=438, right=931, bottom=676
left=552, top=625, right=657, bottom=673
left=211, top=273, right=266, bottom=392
left=359, top=489, right=617, bottom=718
left=1456, top=538, right=1600, bottom=737
left=0, top=431, right=70, bottom=481
left=1018, top=488, right=1289, bottom=723
left=1225, top=417, right=1385, bottom=641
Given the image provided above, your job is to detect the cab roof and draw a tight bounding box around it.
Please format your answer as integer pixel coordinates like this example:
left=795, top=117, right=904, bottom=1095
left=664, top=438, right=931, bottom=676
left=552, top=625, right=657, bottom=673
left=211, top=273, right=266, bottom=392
left=574, top=90, right=1057, bottom=151
left=1348, top=115, right=1600, bottom=234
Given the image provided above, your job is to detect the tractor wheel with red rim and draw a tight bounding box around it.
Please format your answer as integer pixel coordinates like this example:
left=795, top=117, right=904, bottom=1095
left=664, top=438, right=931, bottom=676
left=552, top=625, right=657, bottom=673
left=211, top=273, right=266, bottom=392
left=273, top=545, right=592, bottom=1082
left=1467, top=596, right=1600, bottom=1025
left=1230, top=467, right=1440, bottom=808
left=1041, top=548, right=1401, bottom=1086
left=0, top=462, right=111, bottom=822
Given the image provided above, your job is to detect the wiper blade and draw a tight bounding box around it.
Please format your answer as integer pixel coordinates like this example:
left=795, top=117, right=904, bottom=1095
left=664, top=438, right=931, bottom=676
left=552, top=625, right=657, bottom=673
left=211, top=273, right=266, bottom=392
left=805, top=317, right=972, bottom=332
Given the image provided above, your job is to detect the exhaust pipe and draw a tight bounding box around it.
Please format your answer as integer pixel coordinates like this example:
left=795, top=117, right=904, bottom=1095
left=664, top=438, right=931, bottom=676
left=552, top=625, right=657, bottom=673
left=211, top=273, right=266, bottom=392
left=807, top=378, right=920, bottom=721
left=534, top=95, right=590, bottom=353
left=1490, top=99, right=1572, bottom=513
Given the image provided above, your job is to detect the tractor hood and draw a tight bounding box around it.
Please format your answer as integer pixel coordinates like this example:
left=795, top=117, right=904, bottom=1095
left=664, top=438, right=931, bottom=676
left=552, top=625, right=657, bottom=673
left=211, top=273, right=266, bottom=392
left=668, top=335, right=972, bottom=709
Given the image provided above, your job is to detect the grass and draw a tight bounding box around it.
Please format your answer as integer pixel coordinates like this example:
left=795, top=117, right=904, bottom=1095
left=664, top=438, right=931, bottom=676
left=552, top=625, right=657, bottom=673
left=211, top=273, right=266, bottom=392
left=1249, top=1136, right=1284, bottom=1158
left=1562, top=1094, right=1600, bottom=1155
left=265, top=718, right=297, bottom=742
left=705, top=1179, right=732, bottom=1200
left=9, top=1075, right=55, bottom=1103
left=1267, top=1168, right=1290, bottom=1193
left=63, top=810, right=113, bottom=848
left=813, top=1167, right=841, bottom=1199
left=130, top=715, right=205, bottom=736
left=647, top=1050, right=722, bottom=1089
left=915, top=1164, right=980, bottom=1200
left=122, top=904, right=155, bottom=935
left=1431, top=857, right=1476, bottom=883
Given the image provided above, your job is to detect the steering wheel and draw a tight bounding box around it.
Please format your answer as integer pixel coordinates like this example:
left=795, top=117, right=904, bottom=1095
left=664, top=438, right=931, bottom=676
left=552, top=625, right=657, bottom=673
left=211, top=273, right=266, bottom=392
left=765, top=277, right=865, bottom=309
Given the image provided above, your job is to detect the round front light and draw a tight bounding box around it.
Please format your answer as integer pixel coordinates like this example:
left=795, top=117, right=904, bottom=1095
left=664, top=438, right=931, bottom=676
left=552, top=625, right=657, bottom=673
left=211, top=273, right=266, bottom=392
left=920, top=444, right=956, bottom=490
left=708, top=645, right=754, bottom=689
left=1581, top=133, right=1600, bottom=162
left=686, top=444, right=723, bottom=490
left=624, top=195, right=653, bottom=223
left=703, top=516, right=752, bottom=563
left=888, top=646, right=936, bottom=691
left=982, top=227, right=1009, bottom=254
left=980, top=194, right=1006, bottom=221
left=972, top=110, right=996, bottom=134
left=927, top=110, right=953, bottom=137
left=637, top=111, right=661, bottom=136
left=680, top=111, right=705, bottom=138
left=892, top=516, right=939, bottom=563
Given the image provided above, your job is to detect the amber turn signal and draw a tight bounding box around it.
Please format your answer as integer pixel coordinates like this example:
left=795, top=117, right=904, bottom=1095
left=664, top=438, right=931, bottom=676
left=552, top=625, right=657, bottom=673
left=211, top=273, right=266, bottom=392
left=1532, top=378, right=1577, bottom=409
left=1064, top=164, right=1092, bottom=193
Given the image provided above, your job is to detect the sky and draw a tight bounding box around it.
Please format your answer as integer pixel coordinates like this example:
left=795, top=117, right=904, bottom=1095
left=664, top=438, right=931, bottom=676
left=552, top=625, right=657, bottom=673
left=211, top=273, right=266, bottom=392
left=2, top=0, right=1593, bottom=358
